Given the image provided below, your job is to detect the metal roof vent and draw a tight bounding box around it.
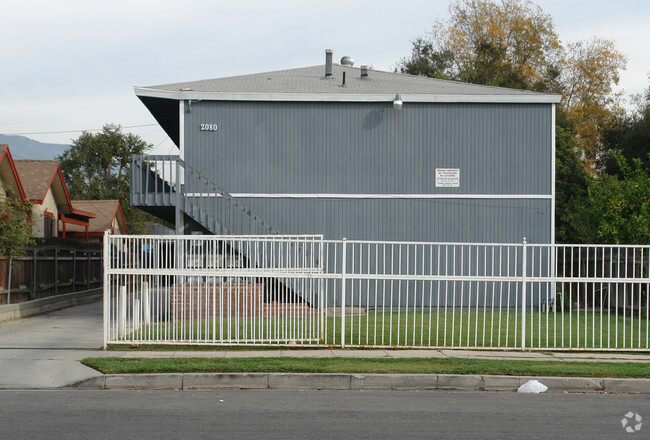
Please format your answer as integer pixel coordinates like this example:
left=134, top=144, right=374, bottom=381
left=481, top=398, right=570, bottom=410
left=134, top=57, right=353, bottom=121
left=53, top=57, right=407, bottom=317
left=340, top=56, right=354, bottom=66
left=325, top=49, right=333, bottom=78
left=360, top=66, right=369, bottom=78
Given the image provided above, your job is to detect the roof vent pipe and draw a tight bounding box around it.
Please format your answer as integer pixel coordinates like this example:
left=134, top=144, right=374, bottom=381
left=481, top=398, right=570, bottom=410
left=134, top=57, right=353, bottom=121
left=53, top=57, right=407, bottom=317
left=360, top=65, right=369, bottom=78
left=325, top=49, right=333, bottom=78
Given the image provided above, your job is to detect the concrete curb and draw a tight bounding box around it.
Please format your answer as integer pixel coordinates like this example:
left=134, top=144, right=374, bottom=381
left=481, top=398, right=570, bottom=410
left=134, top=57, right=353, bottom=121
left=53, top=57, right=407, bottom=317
left=66, top=373, right=650, bottom=394
left=0, top=289, right=102, bottom=323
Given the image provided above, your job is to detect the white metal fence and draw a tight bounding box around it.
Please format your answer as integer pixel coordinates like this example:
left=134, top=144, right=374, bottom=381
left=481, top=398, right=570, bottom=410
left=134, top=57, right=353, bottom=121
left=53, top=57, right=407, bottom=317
left=103, top=233, right=650, bottom=351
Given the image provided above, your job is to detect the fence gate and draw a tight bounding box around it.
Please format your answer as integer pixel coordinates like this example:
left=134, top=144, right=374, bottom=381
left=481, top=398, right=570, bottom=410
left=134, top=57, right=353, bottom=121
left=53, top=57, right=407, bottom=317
left=103, top=233, right=325, bottom=347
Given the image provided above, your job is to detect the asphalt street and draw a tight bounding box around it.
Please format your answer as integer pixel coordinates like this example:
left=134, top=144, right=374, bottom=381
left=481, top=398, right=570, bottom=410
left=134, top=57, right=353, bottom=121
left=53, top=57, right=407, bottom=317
left=1, top=389, right=648, bottom=439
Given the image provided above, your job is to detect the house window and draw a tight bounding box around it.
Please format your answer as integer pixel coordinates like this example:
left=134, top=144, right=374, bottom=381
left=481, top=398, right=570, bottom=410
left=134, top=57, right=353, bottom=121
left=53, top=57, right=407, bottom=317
left=44, top=213, right=55, bottom=237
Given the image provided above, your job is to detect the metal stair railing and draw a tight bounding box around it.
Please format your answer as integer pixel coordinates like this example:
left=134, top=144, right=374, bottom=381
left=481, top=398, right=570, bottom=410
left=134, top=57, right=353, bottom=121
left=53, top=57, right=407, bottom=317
left=131, top=155, right=321, bottom=268
left=131, top=155, right=280, bottom=235
left=130, top=155, right=322, bottom=307
left=130, top=154, right=179, bottom=208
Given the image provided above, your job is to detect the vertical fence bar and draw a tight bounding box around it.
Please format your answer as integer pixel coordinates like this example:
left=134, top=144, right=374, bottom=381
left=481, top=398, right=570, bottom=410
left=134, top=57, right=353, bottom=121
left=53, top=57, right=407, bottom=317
left=521, top=238, right=527, bottom=350
left=102, top=231, right=110, bottom=349
left=143, top=281, right=150, bottom=326
left=87, top=251, right=92, bottom=289
left=54, top=247, right=58, bottom=296
left=340, top=238, right=347, bottom=348
left=118, top=284, right=127, bottom=340
left=33, top=249, right=38, bottom=300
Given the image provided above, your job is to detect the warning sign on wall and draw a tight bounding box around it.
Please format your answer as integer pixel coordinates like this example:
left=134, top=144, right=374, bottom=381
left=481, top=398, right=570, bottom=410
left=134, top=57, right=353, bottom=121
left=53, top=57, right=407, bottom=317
left=435, top=168, right=460, bottom=187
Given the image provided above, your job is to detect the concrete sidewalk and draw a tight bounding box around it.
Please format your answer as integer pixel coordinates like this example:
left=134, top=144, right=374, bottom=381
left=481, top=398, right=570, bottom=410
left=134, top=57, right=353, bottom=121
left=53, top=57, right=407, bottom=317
left=1, top=300, right=650, bottom=391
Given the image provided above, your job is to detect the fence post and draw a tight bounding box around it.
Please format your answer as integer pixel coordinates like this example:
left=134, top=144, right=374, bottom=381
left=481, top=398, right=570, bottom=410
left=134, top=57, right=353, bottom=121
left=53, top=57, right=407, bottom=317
left=7, top=256, right=12, bottom=305
left=119, top=285, right=127, bottom=340
left=143, top=281, right=151, bottom=325
left=521, top=237, right=528, bottom=350
left=54, top=247, right=58, bottom=296
left=87, top=251, right=92, bottom=289
left=319, top=238, right=325, bottom=344
left=340, top=238, right=347, bottom=348
left=103, top=230, right=110, bottom=349
left=175, top=159, right=182, bottom=235
left=72, top=250, right=77, bottom=292
left=33, top=249, right=37, bottom=300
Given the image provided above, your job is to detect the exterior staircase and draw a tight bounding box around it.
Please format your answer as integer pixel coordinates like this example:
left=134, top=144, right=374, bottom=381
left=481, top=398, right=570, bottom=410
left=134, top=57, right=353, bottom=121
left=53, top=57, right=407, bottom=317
left=130, top=155, right=322, bottom=318
left=130, top=155, right=279, bottom=235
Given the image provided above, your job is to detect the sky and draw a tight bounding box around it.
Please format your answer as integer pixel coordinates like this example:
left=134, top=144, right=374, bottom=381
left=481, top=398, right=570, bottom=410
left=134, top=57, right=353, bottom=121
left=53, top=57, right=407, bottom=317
left=1, top=0, right=649, bottom=157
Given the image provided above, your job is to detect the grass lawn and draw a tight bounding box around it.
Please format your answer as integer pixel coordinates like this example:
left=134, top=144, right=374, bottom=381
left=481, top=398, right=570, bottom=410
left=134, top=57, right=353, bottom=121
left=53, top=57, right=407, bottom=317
left=81, top=356, right=650, bottom=378
left=125, top=309, right=650, bottom=350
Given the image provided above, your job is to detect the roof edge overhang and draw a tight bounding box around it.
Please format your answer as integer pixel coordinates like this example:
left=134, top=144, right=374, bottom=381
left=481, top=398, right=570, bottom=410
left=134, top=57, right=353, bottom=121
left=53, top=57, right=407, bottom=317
left=134, top=87, right=562, bottom=105
left=114, top=202, right=128, bottom=235
left=70, top=207, right=96, bottom=219
left=0, top=146, right=28, bottom=202
left=38, top=166, right=96, bottom=219
left=30, top=165, right=61, bottom=205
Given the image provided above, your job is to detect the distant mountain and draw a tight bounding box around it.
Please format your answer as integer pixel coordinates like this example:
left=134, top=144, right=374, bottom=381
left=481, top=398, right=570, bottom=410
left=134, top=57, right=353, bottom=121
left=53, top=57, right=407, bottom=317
left=0, top=134, right=69, bottom=160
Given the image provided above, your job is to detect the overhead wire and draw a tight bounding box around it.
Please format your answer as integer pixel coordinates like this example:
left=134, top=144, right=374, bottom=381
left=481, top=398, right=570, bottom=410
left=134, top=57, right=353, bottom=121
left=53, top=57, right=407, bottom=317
left=4, top=124, right=159, bottom=136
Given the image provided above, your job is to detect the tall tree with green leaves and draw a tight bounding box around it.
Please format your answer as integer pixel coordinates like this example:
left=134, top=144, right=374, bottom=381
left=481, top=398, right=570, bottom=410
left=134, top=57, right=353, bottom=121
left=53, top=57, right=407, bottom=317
left=587, top=152, right=650, bottom=244
left=57, top=124, right=151, bottom=231
left=600, top=82, right=650, bottom=174
left=554, top=127, right=594, bottom=243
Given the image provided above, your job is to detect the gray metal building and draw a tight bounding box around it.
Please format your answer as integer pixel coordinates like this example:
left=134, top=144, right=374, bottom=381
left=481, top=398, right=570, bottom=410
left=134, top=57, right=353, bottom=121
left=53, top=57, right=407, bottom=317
left=132, top=50, right=561, bottom=245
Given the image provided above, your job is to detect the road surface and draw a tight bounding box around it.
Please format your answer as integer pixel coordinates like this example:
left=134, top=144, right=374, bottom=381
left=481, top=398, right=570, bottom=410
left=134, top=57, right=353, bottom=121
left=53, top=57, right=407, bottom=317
left=1, top=389, right=648, bottom=439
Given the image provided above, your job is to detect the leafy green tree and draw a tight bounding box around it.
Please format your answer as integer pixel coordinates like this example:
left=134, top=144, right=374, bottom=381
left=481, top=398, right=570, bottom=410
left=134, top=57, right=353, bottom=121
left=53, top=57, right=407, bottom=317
left=0, top=200, right=34, bottom=259
left=57, top=124, right=151, bottom=232
left=601, top=85, right=650, bottom=174
left=554, top=127, right=594, bottom=243
left=587, top=152, right=650, bottom=244
left=399, top=37, right=454, bottom=79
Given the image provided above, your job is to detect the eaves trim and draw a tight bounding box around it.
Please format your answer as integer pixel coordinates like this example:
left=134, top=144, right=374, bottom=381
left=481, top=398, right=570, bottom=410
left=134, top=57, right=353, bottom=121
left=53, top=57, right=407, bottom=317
left=134, top=87, right=562, bottom=104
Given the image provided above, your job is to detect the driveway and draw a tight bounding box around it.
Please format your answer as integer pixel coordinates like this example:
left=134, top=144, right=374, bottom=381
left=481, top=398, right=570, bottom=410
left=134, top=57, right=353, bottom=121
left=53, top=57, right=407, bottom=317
left=0, top=301, right=105, bottom=388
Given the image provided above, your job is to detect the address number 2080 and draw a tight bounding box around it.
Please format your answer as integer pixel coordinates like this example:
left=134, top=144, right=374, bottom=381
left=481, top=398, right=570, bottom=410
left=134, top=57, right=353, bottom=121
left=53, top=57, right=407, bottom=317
left=200, top=123, right=218, bottom=131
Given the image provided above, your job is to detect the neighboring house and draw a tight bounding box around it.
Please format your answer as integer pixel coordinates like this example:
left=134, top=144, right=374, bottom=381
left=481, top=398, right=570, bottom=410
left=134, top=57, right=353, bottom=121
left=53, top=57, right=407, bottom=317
left=0, top=145, right=27, bottom=204
left=131, top=50, right=561, bottom=245
left=66, top=200, right=128, bottom=242
left=13, top=160, right=95, bottom=239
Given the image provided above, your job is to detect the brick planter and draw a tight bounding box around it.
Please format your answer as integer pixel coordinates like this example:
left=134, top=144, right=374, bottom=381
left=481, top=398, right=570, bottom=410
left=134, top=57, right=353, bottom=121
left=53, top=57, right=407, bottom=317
left=170, top=283, right=318, bottom=320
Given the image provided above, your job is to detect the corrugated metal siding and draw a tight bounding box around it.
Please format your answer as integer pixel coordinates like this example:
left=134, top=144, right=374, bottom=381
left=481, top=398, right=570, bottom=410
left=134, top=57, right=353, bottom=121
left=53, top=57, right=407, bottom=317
left=183, top=101, right=552, bottom=243
left=237, top=198, right=550, bottom=244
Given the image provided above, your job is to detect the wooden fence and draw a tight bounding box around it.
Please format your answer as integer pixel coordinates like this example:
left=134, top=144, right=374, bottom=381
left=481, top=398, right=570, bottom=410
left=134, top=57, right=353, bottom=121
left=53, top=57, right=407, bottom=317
left=0, top=237, right=102, bottom=305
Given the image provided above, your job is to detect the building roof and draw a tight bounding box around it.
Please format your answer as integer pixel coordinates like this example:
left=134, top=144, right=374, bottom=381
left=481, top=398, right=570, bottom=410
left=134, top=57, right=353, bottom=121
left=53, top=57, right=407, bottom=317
left=135, top=63, right=561, bottom=104
left=13, top=160, right=95, bottom=219
left=0, top=145, right=27, bottom=201
left=67, top=200, right=127, bottom=235
left=13, top=160, right=60, bottom=202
